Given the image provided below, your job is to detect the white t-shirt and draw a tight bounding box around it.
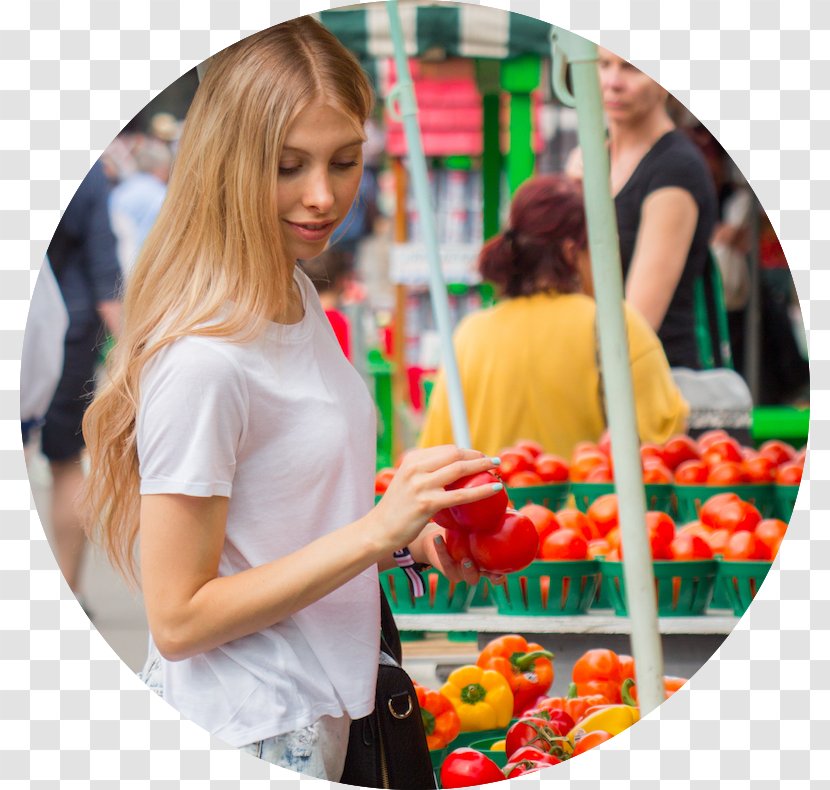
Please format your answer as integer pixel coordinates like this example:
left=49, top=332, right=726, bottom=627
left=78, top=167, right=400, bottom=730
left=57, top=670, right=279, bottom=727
left=136, top=268, right=379, bottom=748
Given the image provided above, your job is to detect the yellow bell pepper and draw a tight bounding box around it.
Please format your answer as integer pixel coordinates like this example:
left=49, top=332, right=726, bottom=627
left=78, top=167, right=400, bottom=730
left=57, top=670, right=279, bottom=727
left=490, top=739, right=506, bottom=752
left=567, top=678, right=640, bottom=742
left=440, top=665, right=514, bottom=731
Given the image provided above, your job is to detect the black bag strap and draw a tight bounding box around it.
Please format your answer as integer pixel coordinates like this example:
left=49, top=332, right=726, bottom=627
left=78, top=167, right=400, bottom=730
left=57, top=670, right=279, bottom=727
left=379, top=586, right=402, bottom=665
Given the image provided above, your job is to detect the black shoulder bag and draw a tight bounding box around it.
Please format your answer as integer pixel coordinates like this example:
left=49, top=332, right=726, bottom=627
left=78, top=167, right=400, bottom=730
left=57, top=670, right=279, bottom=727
left=339, top=588, right=437, bottom=789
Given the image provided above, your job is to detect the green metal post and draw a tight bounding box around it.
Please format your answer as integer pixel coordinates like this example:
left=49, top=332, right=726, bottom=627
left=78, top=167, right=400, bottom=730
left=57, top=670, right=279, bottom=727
left=476, top=59, right=502, bottom=240
left=501, top=54, right=540, bottom=195
left=551, top=28, right=666, bottom=717
left=367, top=348, right=394, bottom=470
left=386, top=0, right=471, bottom=448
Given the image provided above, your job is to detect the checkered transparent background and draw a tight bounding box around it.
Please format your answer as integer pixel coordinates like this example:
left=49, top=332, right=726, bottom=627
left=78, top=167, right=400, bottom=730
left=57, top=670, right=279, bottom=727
left=1, top=0, right=826, bottom=785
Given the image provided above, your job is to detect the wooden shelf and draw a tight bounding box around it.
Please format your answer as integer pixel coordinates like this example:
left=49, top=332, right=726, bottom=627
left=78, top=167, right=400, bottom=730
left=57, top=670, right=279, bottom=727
left=393, top=608, right=739, bottom=635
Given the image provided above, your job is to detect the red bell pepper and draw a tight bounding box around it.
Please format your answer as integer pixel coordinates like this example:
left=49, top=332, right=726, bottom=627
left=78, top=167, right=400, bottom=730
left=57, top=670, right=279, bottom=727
left=477, top=634, right=555, bottom=716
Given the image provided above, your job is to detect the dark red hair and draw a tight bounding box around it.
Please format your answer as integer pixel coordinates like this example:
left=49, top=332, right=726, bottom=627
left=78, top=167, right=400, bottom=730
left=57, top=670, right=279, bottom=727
left=478, top=174, right=588, bottom=297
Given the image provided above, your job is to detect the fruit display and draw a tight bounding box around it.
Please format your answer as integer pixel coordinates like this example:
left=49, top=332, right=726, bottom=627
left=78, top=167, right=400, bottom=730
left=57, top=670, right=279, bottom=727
left=431, top=643, right=687, bottom=786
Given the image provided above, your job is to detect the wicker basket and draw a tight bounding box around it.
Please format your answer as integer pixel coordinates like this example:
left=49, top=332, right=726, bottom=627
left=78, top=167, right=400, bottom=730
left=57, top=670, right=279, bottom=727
left=381, top=569, right=473, bottom=614
left=599, top=559, right=718, bottom=616
left=715, top=559, right=773, bottom=617
left=674, top=483, right=775, bottom=524
left=490, top=560, right=600, bottom=616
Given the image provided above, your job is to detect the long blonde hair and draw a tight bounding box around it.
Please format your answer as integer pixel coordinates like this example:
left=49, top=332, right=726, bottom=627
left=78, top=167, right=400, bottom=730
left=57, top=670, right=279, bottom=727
left=81, top=16, right=374, bottom=584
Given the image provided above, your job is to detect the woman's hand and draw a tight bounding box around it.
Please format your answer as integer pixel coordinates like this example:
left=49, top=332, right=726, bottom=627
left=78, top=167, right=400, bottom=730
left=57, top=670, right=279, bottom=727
left=368, top=445, right=502, bottom=555
left=412, top=524, right=505, bottom=587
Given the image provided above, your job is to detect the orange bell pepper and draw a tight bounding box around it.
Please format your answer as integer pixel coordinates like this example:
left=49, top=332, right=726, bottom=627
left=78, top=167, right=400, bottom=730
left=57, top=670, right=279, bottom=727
left=414, top=685, right=461, bottom=751
left=477, top=634, right=555, bottom=716
left=572, top=648, right=623, bottom=704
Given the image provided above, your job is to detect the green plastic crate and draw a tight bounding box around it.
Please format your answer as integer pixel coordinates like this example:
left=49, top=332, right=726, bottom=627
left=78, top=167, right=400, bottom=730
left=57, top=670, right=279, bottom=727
left=447, top=727, right=508, bottom=750
left=674, top=484, right=776, bottom=524
left=600, top=559, right=718, bottom=617
left=469, top=578, right=495, bottom=607
left=715, top=559, right=773, bottom=617
left=381, top=569, right=473, bottom=614
left=490, top=560, right=600, bottom=616
left=505, top=482, right=570, bottom=511
left=774, top=484, right=800, bottom=523
left=570, top=482, right=676, bottom=517
left=467, top=736, right=509, bottom=768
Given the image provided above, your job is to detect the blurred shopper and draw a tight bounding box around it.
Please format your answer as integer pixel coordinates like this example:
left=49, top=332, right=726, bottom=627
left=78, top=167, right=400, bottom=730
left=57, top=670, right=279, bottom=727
left=20, top=259, right=69, bottom=444
left=109, top=137, right=172, bottom=274
left=42, top=159, right=123, bottom=603
left=419, top=174, right=688, bottom=458
left=568, top=49, right=718, bottom=369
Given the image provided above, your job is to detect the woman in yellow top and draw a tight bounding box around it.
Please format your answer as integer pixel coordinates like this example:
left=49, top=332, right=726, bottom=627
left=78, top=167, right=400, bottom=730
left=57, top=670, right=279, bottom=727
left=419, top=174, right=688, bottom=459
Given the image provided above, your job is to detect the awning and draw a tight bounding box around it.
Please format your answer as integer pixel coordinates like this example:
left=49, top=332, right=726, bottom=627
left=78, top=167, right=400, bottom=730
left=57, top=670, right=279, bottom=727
left=319, top=2, right=552, bottom=62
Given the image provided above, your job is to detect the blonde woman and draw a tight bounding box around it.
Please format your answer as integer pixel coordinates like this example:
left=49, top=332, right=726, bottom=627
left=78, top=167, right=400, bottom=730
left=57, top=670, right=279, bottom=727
left=81, top=17, right=500, bottom=780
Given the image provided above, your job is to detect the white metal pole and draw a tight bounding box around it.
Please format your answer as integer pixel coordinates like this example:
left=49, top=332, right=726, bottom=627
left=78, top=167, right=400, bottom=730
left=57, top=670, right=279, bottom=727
left=551, top=28, right=666, bottom=716
left=385, top=0, right=472, bottom=449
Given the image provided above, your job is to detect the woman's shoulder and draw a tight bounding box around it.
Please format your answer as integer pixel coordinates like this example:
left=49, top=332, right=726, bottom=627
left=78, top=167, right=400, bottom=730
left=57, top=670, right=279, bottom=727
left=143, top=334, right=248, bottom=389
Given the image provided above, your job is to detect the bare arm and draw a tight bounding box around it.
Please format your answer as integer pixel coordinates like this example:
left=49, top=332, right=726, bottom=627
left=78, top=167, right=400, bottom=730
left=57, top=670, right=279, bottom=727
left=624, top=187, right=698, bottom=331
left=96, top=299, right=122, bottom=338
left=141, top=446, right=500, bottom=661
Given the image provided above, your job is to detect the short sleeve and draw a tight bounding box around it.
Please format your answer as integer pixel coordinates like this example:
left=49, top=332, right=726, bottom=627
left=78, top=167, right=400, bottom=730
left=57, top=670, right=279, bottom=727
left=137, top=338, right=249, bottom=497
left=644, top=145, right=710, bottom=206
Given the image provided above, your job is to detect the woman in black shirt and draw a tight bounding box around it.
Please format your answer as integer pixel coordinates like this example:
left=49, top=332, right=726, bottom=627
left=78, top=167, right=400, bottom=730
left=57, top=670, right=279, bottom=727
left=568, top=49, right=717, bottom=369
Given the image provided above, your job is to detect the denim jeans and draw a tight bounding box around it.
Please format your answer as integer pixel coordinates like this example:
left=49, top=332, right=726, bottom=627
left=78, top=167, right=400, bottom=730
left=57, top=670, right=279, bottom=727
left=138, top=650, right=350, bottom=780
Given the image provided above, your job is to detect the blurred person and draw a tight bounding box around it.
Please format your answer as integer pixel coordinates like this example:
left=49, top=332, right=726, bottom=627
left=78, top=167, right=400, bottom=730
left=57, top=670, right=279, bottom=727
left=42, top=159, right=123, bottom=603
left=300, top=248, right=354, bottom=360
left=567, top=49, right=718, bottom=369
left=418, top=174, right=688, bottom=458
left=109, top=137, right=172, bottom=274
left=20, top=258, right=69, bottom=445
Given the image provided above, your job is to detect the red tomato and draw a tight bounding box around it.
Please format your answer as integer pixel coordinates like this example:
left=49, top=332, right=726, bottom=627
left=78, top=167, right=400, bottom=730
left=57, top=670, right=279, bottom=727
left=587, top=538, right=612, bottom=559
left=755, top=519, right=788, bottom=553
left=539, top=528, right=589, bottom=560
left=586, top=494, right=619, bottom=537
left=507, top=745, right=563, bottom=766
left=374, top=467, right=396, bottom=495
left=504, top=761, right=542, bottom=778
left=570, top=449, right=610, bottom=482
left=514, top=439, right=545, bottom=459
left=572, top=648, right=622, bottom=684
left=444, top=528, right=471, bottom=563
left=661, top=435, right=701, bottom=470
left=699, top=492, right=741, bottom=528
left=646, top=511, right=676, bottom=559
left=640, top=443, right=666, bottom=465
left=723, top=531, right=770, bottom=561
left=507, top=470, right=545, bottom=487
left=759, top=439, right=796, bottom=467
left=469, top=510, right=539, bottom=574
left=701, top=437, right=744, bottom=466
left=708, top=528, right=731, bottom=554
left=518, top=504, right=561, bottom=544
left=440, top=748, right=505, bottom=788
left=498, top=448, right=535, bottom=479
left=534, top=453, right=570, bottom=482
left=712, top=499, right=762, bottom=534
left=505, top=716, right=568, bottom=759
left=585, top=464, right=613, bottom=482
left=670, top=533, right=714, bottom=560
left=604, top=527, right=621, bottom=549
left=433, top=507, right=462, bottom=531
left=707, top=461, right=746, bottom=485
left=742, top=455, right=776, bottom=483
left=556, top=508, right=600, bottom=541
left=697, top=429, right=730, bottom=450
left=597, top=432, right=613, bottom=459
left=775, top=462, right=803, bottom=485
left=675, top=521, right=711, bottom=541
left=642, top=462, right=674, bottom=484
left=447, top=471, right=509, bottom=533
left=674, top=459, right=709, bottom=484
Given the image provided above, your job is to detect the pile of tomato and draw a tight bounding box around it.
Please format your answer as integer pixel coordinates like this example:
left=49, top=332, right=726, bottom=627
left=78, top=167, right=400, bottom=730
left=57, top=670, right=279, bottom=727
left=421, top=640, right=687, bottom=787
left=568, top=430, right=804, bottom=486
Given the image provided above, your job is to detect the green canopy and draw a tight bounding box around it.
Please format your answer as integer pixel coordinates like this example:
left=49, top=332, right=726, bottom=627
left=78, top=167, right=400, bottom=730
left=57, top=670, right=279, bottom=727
left=319, top=3, right=551, bottom=63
